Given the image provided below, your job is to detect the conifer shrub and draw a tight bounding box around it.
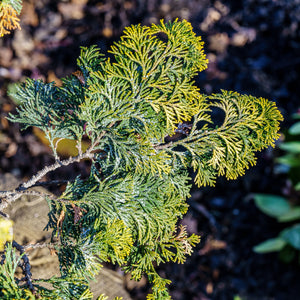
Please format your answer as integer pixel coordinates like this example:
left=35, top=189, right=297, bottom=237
left=0, top=0, right=22, bottom=36
left=0, top=20, right=283, bottom=299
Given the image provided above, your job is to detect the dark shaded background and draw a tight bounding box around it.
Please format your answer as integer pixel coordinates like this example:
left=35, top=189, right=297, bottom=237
left=0, top=0, right=300, bottom=299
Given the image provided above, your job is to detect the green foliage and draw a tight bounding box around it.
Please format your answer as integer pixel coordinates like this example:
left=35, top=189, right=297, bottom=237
left=253, top=194, right=291, bottom=218
left=280, top=142, right=300, bottom=154
left=253, top=193, right=300, bottom=256
left=0, top=242, right=93, bottom=299
left=2, top=20, right=283, bottom=299
left=0, top=243, right=33, bottom=299
left=253, top=194, right=300, bottom=253
left=277, top=113, right=300, bottom=174
left=253, top=113, right=300, bottom=262
left=253, top=237, right=287, bottom=253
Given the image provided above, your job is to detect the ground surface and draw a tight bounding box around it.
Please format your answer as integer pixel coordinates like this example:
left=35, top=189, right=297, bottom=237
left=0, top=0, right=300, bottom=299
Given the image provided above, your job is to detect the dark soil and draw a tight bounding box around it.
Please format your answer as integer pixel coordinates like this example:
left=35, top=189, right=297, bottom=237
left=1, top=0, right=300, bottom=299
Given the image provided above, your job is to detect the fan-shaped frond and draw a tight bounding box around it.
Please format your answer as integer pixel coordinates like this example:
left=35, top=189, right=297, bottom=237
left=164, top=90, right=283, bottom=187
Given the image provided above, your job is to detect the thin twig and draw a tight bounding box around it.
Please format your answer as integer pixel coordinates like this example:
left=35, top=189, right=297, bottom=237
left=31, top=180, right=72, bottom=187
left=21, top=131, right=105, bottom=190
left=20, top=152, right=94, bottom=190
left=23, top=242, right=55, bottom=251
left=154, top=141, right=174, bottom=150
left=0, top=190, right=54, bottom=198
left=0, top=190, right=56, bottom=211
left=0, top=131, right=106, bottom=211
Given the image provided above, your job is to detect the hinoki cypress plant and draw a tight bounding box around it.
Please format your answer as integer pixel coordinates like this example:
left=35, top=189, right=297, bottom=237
left=0, top=20, right=283, bottom=299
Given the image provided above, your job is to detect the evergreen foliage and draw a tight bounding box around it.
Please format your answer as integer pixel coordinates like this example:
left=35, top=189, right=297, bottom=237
left=0, top=0, right=22, bottom=36
left=0, top=20, right=283, bottom=299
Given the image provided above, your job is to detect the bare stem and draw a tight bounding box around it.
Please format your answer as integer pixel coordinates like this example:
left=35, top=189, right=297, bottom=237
left=0, top=131, right=106, bottom=211
left=154, top=141, right=174, bottom=150
left=24, top=242, right=56, bottom=251
left=0, top=190, right=56, bottom=211
left=21, top=152, right=94, bottom=190
left=31, top=179, right=72, bottom=187
left=22, top=130, right=106, bottom=190
left=0, top=190, right=54, bottom=198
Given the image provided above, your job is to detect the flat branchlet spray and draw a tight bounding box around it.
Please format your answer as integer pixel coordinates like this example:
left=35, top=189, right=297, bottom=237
left=0, top=20, right=282, bottom=299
